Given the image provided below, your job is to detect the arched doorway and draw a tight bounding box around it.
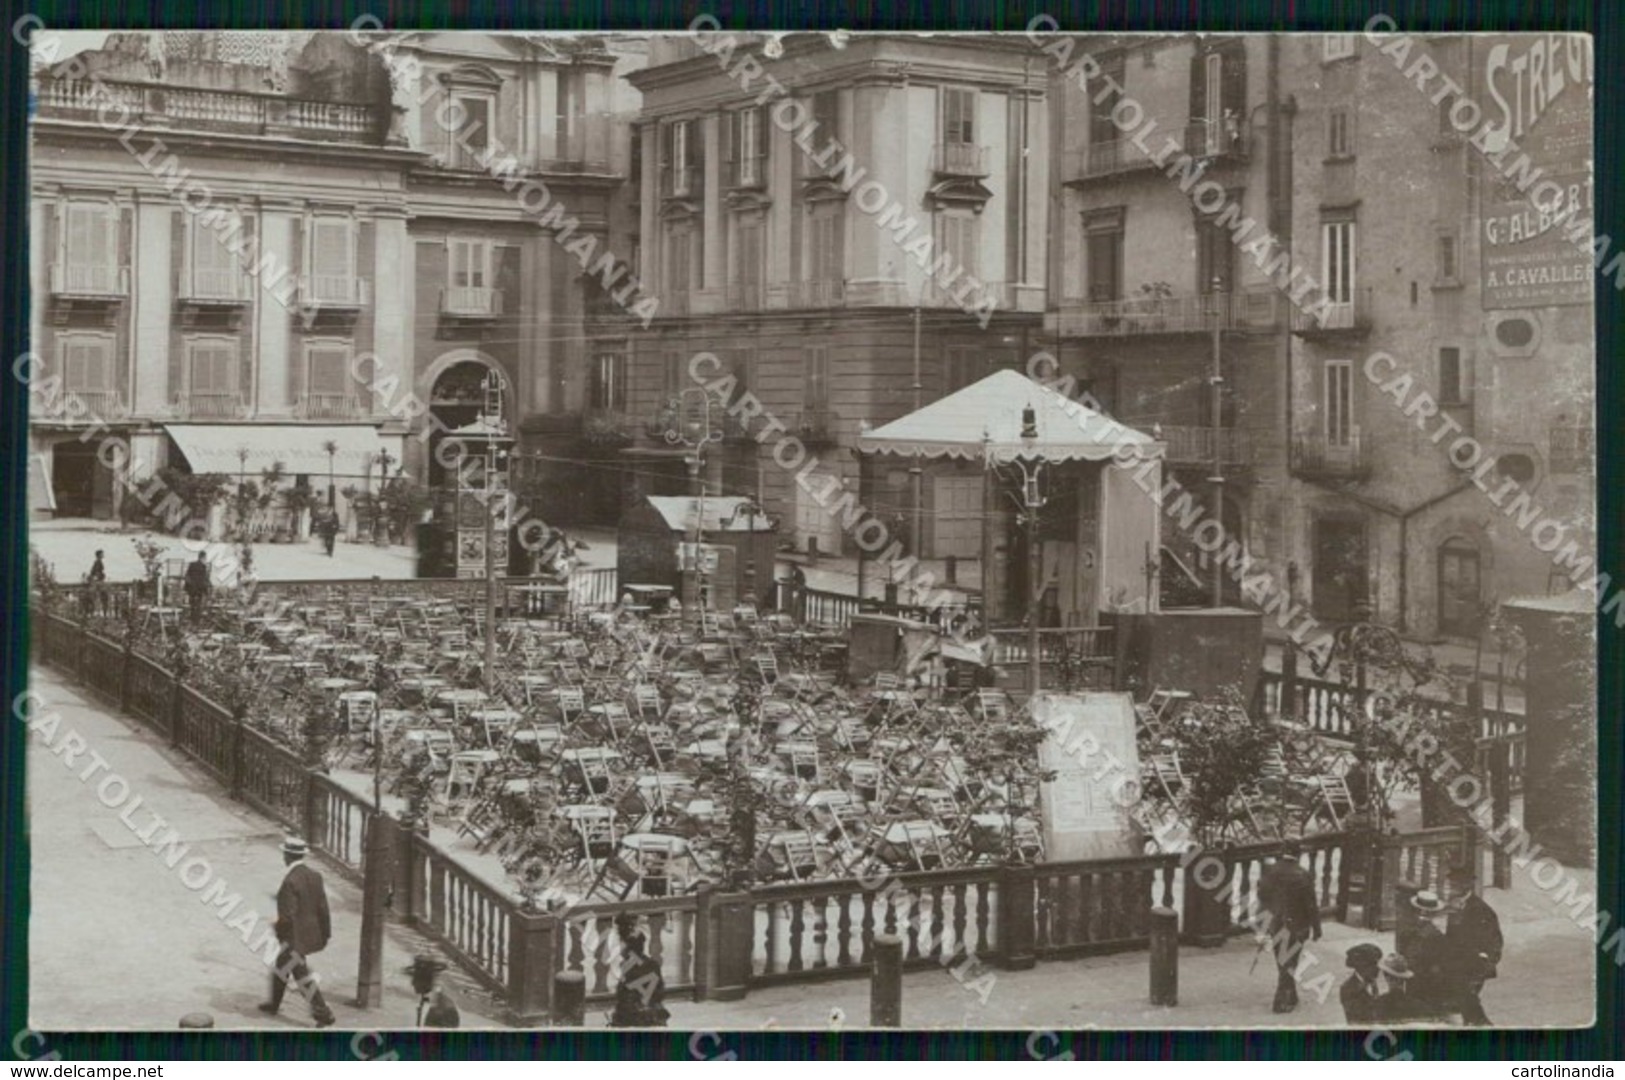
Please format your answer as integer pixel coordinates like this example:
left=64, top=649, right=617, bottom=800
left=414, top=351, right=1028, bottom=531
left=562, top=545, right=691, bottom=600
left=426, top=356, right=509, bottom=488
left=1437, top=536, right=1482, bottom=637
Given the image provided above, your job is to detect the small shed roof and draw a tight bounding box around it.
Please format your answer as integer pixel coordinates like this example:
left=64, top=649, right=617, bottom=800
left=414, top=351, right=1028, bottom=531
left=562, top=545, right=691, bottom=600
left=642, top=496, right=775, bottom=533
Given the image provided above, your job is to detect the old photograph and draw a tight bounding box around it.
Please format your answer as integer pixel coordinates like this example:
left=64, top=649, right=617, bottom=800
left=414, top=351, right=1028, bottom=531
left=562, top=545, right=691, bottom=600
left=18, top=27, right=1600, bottom=1036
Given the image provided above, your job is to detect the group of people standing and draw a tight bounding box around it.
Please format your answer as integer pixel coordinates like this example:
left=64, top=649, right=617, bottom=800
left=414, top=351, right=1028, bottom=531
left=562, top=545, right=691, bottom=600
left=1338, top=865, right=1504, bottom=1026
left=1258, top=845, right=1503, bottom=1026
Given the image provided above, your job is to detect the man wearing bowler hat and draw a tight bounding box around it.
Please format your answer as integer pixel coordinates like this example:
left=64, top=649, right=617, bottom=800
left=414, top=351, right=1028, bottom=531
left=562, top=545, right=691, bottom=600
left=259, top=835, right=336, bottom=1028
left=405, top=954, right=460, bottom=1028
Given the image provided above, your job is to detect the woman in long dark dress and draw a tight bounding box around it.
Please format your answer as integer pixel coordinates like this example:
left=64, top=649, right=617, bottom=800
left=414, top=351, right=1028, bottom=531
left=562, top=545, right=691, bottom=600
left=608, top=925, right=670, bottom=1028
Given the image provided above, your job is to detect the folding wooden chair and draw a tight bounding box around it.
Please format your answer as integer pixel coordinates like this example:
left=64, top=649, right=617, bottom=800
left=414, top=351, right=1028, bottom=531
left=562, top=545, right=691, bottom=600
left=975, top=689, right=1011, bottom=723
left=1315, top=775, right=1355, bottom=831
left=633, top=684, right=664, bottom=722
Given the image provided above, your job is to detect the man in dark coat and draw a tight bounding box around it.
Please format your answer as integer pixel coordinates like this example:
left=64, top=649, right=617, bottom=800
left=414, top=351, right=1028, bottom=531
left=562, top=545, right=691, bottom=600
left=183, top=553, right=211, bottom=621
left=1445, top=866, right=1502, bottom=1026
left=1256, top=841, right=1323, bottom=1013
left=405, top=954, right=460, bottom=1028
left=1403, top=890, right=1455, bottom=1019
left=259, top=836, right=336, bottom=1027
left=1339, top=943, right=1385, bottom=1025
left=608, top=921, right=669, bottom=1028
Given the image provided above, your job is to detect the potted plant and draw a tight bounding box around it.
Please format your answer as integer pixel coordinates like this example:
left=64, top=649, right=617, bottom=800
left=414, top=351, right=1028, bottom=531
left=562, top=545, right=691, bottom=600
left=131, top=535, right=167, bottom=603
left=1137, top=281, right=1175, bottom=331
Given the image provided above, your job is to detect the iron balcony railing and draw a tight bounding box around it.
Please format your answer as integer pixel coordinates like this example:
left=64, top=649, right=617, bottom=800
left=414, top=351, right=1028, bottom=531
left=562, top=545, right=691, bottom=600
left=32, top=387, right=127, bottom=421
left=441, top=286, right=503, bottom=318
left=51, top=264, right=128, bottom=298
left=175, top=392, right=246, bottom=420
left=1290, top=286, right=1374, bottom=336
left=299, top=275, right=370, bottom=309
left=1292, top=431, right=1370, bottom=481
left=930, top=142, right=990, bottom=178
left=298, top=394, right=361, bottom=420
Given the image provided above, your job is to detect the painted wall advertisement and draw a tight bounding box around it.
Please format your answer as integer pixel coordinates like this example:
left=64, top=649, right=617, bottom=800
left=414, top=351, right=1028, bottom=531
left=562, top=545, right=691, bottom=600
left=1476, top=34, right=1594, bottom=309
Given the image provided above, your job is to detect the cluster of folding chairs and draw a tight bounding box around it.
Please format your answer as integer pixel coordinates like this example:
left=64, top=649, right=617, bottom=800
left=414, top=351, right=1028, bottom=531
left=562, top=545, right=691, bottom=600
left=1134, top=686, right=1364, bottom=849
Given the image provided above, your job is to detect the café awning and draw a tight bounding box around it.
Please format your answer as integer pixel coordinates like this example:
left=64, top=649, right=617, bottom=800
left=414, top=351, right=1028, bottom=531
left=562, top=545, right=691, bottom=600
left=163, top=424, right=390, bottom=479
left=857, top=369, right=1162, bottom=465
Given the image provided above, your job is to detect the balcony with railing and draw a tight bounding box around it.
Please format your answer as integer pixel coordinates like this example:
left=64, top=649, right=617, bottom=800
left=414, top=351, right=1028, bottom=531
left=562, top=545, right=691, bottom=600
left=1158, top=426, right=1254, bottom=468
left=930, top=142, right=990, bottom=178
left=298, top=275, right=369, bottom=310
left=297, top=394, right=361, bottom=420
left=1292, top=431, right=1370, bottom=481
left=33, top=77, right=382, bottom=144
left=1549, top=425, right=1593, bottom=473
left=1290, top=286, right=1373, bottom=337
left=1052, top=289, right=1273, bottom=338
left=1062, top=138, right=1162, bottom=184
left=50, top=264, right=128, bottom=300
left=440, top=286, right=503, bottom=319
left=1179, top=117, right=1249, bottom=162
left=32, top=387, right=128, bottom=422
left=789, top=280, right=845, bottom=308
left=180, top=267, right=247, bottom=305
left=175, top=392, right=245, bottom=420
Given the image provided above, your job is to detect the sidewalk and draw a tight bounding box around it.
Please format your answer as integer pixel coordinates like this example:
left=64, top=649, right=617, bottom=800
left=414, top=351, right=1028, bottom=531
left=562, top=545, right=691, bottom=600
left=26, top=664, right=502, bottom=1031
left=666, top=869, right=1594, bottom=1030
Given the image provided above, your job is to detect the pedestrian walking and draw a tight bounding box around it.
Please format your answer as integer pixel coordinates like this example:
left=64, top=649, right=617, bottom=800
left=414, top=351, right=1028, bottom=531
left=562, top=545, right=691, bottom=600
left=405, top=954, right=460, bottom=1028
left=87, top=549, right=106, bottom=583
left=317, top=508, right=339, bottom=557
left=258, top=835, right=336, bottom=1028
left=183, top=553, right=211, bottom=622
left=1256, top=841, right=1322, bottom=1014
left=1445, top=866, right=1502, bottom=1026
left=1339, top=943, right=1385, bottom=1024
left=85, top=550, right=107, bottom=617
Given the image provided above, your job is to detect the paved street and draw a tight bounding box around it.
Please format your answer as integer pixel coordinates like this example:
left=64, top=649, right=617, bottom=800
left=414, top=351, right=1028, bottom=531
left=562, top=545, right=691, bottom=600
left=27, top=664, right=502, bottom=1031
left=28, top=662, right=1590, bottom=1032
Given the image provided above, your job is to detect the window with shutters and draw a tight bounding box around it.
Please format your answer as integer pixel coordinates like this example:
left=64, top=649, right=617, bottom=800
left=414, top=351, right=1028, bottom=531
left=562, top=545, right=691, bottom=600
left=304, top=341, right=353, bottom=417
left=189, top=215, right=241, bottom=299
left=1328, top=108, right=1352, bottom=157
left=1084, top=210, right=1124, bottom=303
left=307, top=217, right=356, bottom=304
left=807, top=205, right=844, bottom=305
left=1196, top=218, right=1235, bottom=295
left=452, top=93, right=493, bottom=169
left=59, top=202, right=119, bottom=294
left=1189, top=44, right=1246, bottom=156
left=809, top=90, right=839, bottom=153
left=662, top=351, right=685, bottom=405
left=59, top=333, right=113, bottom=393
left=1324, top=359, right=1354, bottom=446
left=942, top=87, right=976, bottom=145
left=591, top=352, right=626, bottom=411
left=1090, top=56, right=1124, bottom=148
left=732, top=215, right=764, bottom=308
left=1321, top=220, right=1356, bottom=306
left=728, top=107, right=767, bottom=187
left=666, top=227, right=692, bottom=308
left=932, top=475, right=982, bottom=559
left=186, top=337, right=240, bottom=416
left=665, top=119, right=696, bottom=196
left=936, top=212, right=979, bottom=293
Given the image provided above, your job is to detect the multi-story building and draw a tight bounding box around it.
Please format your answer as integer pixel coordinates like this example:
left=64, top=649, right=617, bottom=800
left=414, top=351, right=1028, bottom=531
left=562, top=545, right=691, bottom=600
left=1280, top=32, right=1594, bottom=639
left=28, top=30, right=644, bottom=530
left=613, top=32, right=1049, bottom=567
left=1042, top=34, right=1291, bottom=607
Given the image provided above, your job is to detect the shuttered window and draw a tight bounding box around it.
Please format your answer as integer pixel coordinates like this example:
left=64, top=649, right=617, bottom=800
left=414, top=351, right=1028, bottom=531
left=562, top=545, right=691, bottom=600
left=306, top=344, right=351, bottom=397
left=308, top=217, right=354, bottom=302
left=727, top=107, right=768, bottom=186
left=1084, top=210, right=1125, bottom=302
left=188, top=339, right=238, bottom=394
left=805, top=346, right=829, bottom=410
left=64, top=203, right=115, bottom=266
left=1090, top=55, right=1124, bottom=146
left=191, top=217, right=239, bottom=298
left=62, top=335, right=112, bottom=391
left=591, top=352, right=626, bottom=410
left=1322, top=221, right=1356, bottom=305
left=810, top=207, right=843, bottom=284
left=938, top=213, right=979, bottom=281
left=942, top=87, right=976, bottom=144
left=932, top=476, right=982, bottom=559
left=734, top=216, right=764, bottom=306
left=450, top=238, right=490, bottom=289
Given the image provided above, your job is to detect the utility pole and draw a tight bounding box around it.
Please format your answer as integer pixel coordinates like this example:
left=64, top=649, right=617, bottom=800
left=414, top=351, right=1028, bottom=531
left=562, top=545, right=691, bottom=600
left=1014, top=405, right=1046, bottom=697
left=481, top=374, right=504, bottom=696
left=911, top=303, right=924, bottom=563
left=1208, top=277, right=1226, bottom=609
left=666, top=388, right=718, bottom=632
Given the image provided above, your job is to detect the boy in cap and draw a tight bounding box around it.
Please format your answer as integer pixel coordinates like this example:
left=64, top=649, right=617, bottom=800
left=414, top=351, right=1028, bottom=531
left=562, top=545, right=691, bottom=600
left=1377, top=953, right=1417, bottom=1021
left=1339, top=943, right=1385, bottom=1024
left=259, top=835, right=336, bottom=1028
left=405, top=954, right=460, bottom=1028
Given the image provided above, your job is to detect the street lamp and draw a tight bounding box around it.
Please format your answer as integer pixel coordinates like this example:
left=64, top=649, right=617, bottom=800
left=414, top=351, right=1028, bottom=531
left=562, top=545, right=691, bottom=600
left=1207, top=276, right=1226, bottom=608
left=724, top=497, right=765, bottom=609
left=988, top=406, right=1047, bottom=697
left=665, top=387, right=722, bottom=631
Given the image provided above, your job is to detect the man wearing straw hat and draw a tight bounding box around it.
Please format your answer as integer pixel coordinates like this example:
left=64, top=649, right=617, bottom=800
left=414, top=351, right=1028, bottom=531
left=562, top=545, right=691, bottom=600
left=404, top=954, right=461, bottom=1029
left=258, top=835, right=336, bottom=1028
